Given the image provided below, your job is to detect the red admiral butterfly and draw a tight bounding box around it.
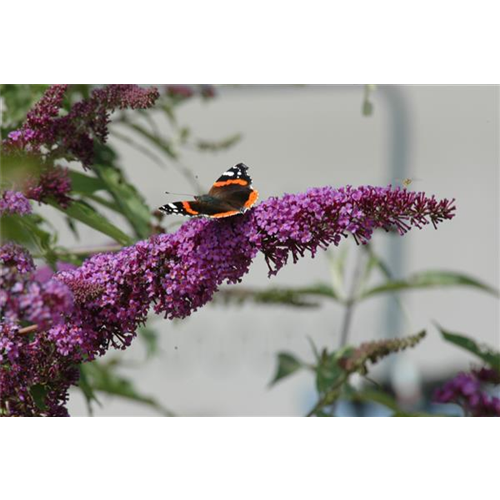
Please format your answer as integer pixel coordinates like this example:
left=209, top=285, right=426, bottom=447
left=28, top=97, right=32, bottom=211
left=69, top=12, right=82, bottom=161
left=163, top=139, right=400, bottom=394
left=159, top=163, right=259, bottom=218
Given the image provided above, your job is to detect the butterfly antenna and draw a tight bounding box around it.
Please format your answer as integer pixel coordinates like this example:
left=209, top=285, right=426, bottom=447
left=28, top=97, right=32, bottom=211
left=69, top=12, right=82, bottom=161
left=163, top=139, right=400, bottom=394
left=165, top=191, right=196, bottom=197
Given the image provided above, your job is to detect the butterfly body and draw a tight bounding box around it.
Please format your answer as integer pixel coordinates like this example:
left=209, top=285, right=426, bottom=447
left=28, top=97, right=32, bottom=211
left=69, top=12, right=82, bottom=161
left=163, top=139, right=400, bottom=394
left=159, top=163, right=259, bottom=218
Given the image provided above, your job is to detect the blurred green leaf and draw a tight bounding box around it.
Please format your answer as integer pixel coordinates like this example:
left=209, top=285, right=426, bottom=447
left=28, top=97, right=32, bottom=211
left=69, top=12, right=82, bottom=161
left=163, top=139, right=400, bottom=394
left=315, top=348, right=351, bottom=395
left=2, top=214, right=58, bottom=266
left=83, top=361, right=175, bottom=416
left=216, top=283, right=338, bottom=309
left=0, top=84, right=49, bottom=127
left=86, top=193, right=122, bottom=213
left=69, top=170, right=107, bottom=195
left=306, top=336, right=321, bottom=362
left=196, top=134, right=242, bottom=152
left=270, top=353, right=304, bottom=386
left=125, top=122, right=178, bottom=159
left=362, top=270, right=500, bottom=299
left=327, top=247, right=348, bottom=300
left=0, top=152, right=44, bottom=188
left=362, top=84, right=376, bottom=117
left=29, top=384, right=48, bottom=412
left=78, top=365, right=101, bottom=415
left=138, top=326, right=160, bottom=359
left=49, top=199, right=133, bottom=246
left=349, top=388, right=401, bottom=413
left=438, top=326, right=500, bottom=371
left=93, top=164, right=152, bottom=239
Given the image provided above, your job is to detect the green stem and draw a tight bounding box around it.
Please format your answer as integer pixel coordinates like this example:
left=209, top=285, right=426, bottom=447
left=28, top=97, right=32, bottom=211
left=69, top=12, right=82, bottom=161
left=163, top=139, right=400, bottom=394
left=339, top=249, right=366, bottom=347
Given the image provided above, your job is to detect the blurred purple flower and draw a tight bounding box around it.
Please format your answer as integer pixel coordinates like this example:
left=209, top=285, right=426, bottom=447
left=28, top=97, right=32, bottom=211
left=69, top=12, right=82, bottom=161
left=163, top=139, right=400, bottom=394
left=0, top=190, right=32, bottom=216
left=3, top=84, right=160, bottom=168
left=34, top=261, right=77, bottom=284
left=434, top=369, right=500, bottom=417
left=0, top=243, right=74, bottom=330
left=24, top=166, right=72, bottom=207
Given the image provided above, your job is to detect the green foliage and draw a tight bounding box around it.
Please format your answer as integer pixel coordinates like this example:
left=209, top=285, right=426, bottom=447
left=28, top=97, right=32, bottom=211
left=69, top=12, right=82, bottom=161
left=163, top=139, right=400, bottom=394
left=0, top=84, right=49, bottom=128
left=69, top=170, right=108, bottom=195
left=438, top=326, right=500, bottom=371
left=217, top=259, right=499, bottom=309
left=361, top=270, right=500, bottom=299
left=29, top=384, right=48, bottom=412
left=93, top=164, right=152, bottom=239
left=49, top=199, right=134, bottom=246
left=2, top=214, right=59, bottom=266
left=306, top=331, right=427, bottom=417
left=270, top=353, right=305, bottom=386
left=80, top=360, right=175, bottom=416
left=346, top=387, right=401, bottom=413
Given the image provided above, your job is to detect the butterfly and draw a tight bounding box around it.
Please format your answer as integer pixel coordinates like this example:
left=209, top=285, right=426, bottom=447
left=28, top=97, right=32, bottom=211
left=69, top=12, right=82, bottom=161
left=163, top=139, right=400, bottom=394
left=159, top=163, right=259, bottom=218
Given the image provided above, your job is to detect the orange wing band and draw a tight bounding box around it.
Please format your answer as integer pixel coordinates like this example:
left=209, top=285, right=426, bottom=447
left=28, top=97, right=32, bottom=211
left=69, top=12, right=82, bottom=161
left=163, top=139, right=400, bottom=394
left=211, top=210, right=240, bottom=218
left=212, top=179, right=248, bottom=187
left=244, top=190, right=259, bottom=209
left=182, top=201, right=199, bottom=215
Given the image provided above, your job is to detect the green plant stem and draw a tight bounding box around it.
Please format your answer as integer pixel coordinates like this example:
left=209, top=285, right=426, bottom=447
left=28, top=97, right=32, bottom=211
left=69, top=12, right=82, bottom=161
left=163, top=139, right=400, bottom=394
left=339, top=249, right=366, bottom=347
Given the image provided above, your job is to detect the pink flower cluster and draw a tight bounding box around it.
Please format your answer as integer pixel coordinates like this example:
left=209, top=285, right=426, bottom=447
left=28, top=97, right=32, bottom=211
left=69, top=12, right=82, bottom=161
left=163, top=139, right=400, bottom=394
left=1, top=184, right=455, bottom=415
left=0, top=244, right=76, bottom=416
left=3, top=84, right=160, bottom=168
left=0, top=190, right=32, bottom=216
left=0, top=244, right=73, bottom=331
left=434, top=368, right=500, bottom=416
left=24, top=165, right=72, bottom=208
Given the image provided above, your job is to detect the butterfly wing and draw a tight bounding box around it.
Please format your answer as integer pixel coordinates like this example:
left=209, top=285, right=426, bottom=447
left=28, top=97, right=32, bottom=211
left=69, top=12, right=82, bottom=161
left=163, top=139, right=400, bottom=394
left=159, top=200, right=241, bottom=218
left=208, top=163, right=259, bottom=212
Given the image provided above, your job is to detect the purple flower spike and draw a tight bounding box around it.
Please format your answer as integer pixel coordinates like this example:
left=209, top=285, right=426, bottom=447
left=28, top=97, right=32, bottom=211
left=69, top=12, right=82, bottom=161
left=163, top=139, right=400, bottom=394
left=1, top=184, right=455, bottom=415
left=2, top=84, right=160, bottom=168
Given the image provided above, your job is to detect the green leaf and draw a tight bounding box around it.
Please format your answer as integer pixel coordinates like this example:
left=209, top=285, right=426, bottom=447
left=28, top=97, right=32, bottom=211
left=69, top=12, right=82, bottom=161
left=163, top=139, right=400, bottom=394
left=84, top=361, right=175, bottom=416
left=86, top=193, right=122, bottom=213
left=0, top=85, right=49, bottom=127
left=29, top=384, right=48, bottom=412
left=196, top=133, right=242, bottom=152
left=438, top=326, right=500, bottom=371
left=216, top=283, right=338, bottom=309
left=2, top=214, right=58, bottom=266
left=78, top=365, right=101, bottom=416
left=49, top=199, right=133, bottom=246
left=327, top=246, right=349, bottom=300
left=93, top=164, right=152, bottom=239
left=349, top=388, right=401, bottom=413
left=69, top=170, right=108, bottom=195
left=270, top=353, right=304, bottom=386
left=125, top=122, right=178, bottom=159
left=138, top=326, right=160, bottom=359
left=362, top=270, right=500, bottom=299
left=316, top=363, right=344, bottom=395
left=315, top=348, right=351, bottom=394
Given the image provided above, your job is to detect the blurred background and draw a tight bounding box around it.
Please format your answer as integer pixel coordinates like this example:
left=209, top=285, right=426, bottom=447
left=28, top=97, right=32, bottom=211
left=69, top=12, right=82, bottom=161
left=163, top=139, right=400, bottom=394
left=22, top=85, right=498, bottom=416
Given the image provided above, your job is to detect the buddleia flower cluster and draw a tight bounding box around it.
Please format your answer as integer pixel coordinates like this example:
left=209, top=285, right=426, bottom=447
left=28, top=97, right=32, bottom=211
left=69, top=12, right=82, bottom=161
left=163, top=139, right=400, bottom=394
left=434, top=368, right=500, bottom=417
left=0, top=186, right=455, bottom=410
left=1, top=84, right=457, bottom=415
left=1, top=84, right=160, bottom=212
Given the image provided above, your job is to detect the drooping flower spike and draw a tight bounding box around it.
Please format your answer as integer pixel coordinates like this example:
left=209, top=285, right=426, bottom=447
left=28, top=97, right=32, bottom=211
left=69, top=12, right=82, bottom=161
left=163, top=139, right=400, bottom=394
left=0, top=184, right=455, bottom=416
